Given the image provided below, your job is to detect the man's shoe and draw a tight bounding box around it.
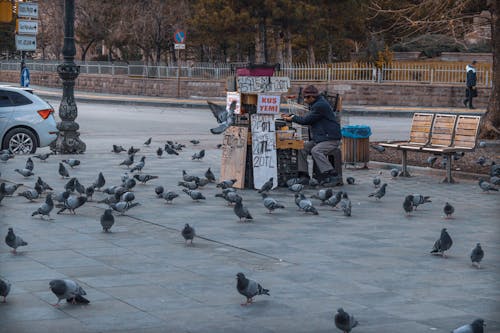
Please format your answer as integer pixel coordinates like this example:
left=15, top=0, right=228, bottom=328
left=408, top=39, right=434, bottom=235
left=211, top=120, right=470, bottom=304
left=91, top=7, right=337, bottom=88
left=469, top=106, right=476, bottom=109
left=463, top=100, right=468, bottom=107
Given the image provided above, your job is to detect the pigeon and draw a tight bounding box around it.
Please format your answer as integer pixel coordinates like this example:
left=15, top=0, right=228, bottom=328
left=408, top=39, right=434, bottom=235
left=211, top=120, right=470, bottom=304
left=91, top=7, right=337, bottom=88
left=31, top=193, right=54, bottom=219
left=490, top=161, right=500, bottom=177
left=430, top=228, right=453, bottom=257
left=0, top=184, right=5, bottom=204
left=340, top=192, right=352, bottom=217
left=411, top=194, right=431, bottom=210
left=334, top=308, right=359, bottom=333
left=478, top=179, right=498, bottom=193
left=209, top=100, right=237, bottom=134
left=182, top=170, right=199, bottom=183
left=288, top=183, right=304, bottom=193
left=100, top=209, right=114, bottom=232
left=133, top=174, right=158, bottom=184
left=373, top=171, right=382, bottom=187
left=36, top=176, right=53, bottom=192
left=234, top=200, right=253, bottom=221
left=155, top=186, right=164, bottom=197
left=122, top=178, right=137, bottom=190
left=0, top=278, right=11, bottom=302
left=182, top=223, right=195, bottom=245
left=17, top=183, right=43, bottom=201
left=261, top=193, right=285, bottom=213
left=470, top=243, right=484, bottom=269
left=119, top=154, right=134, bottom=168
left=427, top=155, right=438, bottom=167
left=390, top=168, right=399, bottom=178
left=130, top=156, right=146, bottom=173
left=370, top=144, right=385, bottom=153
left=346, top=176, right=355, bottom=185
left=56, top=195, right=87, bottom=214
left=178, top=181, right=199, bottom=190
left=64, top=177, right=77, bottom=192
left=402, top=195, right=414, bottom=215
left=91, top=172, right=106, bottom=191
left=14, top=168, right=34, bottom=178
left=164, top=145, right=179, bottom=155
left=0, top=153, right=14, bottom=162
left=216, top=143, right=222, bottom=149
left=309, top=178, right=320, bottom=187
left=452, top=151, right=464, bottom=161
left=156, top=147, right=163, bottom=157
left=296, top=194, right=319, bottom=215
left=85, top=186, right=94, bottom=201
left=451, top=318, right=485, bottom=333
left=120, top=191, right=135, bottom=202
left=325, top=191, right=343, bottom=209
left=144, top=137, right=152, bottom=146
left=443, top=202, right=454, bottom=219
left=112, top=144, right=126, bottom=153
left=236, top=272, right=269, bottom=306
left=258, top=177, right=274, bottom=193
left=182, top=189, right=206, bottom=201
left=475, top=156, right=487, bottom=166
left=192, top=149, right=205, bottom=160
left=128, top=146, right=140, bottom=155
left=311, top=188, right=333, bottom=204
left=58, top=163, right=70, bottom=178
left=286, top=177, right=309, bottom=187
left=1, top=183, right=22, bottom=196
left=53, top=190, right=71, bottom=204
left=33, top=152, right=53, bottom=161
left=49, top=279, right=89, bottom=306
left=491, top=176, right=500, bottom=186
left=62, top=159, right=80, bottom=168
left=109, top=201, right=140, bottom=214
left=74, top=179, right=86, bottom=195
left=215, top=190, right=242, bottom=206
left=25, top=157, right=34, bottom=171
left=205, top=168, right=216, bottom=182
left=5, top=227, right=28, bottom=254
left=162, top=191, right=179, bottom=203
left=217, top=178, right=237, bottom=189
left=195, top=177, right=210, bottom=188
left=369, top=183, right=387, bottom=200
left=190, top=139, right=200, bottom=145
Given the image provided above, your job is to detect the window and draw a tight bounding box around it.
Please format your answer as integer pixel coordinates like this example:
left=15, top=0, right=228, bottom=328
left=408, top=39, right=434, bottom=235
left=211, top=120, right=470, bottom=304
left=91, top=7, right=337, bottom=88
left=0, top=92, right=12, bottom=107
left=6, top=91, right=33, bottom=106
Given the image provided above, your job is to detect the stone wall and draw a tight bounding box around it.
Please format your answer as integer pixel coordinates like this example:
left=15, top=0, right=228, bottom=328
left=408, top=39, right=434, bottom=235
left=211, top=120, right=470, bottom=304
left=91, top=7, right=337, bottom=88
left=0, top=70, right=490, bottom=108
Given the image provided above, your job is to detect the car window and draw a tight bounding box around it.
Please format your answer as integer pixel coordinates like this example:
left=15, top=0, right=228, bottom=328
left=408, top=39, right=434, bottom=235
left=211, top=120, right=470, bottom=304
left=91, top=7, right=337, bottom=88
left=6, top=91, right=33, bottom=106
left=0, top=93, right=12, bottom=107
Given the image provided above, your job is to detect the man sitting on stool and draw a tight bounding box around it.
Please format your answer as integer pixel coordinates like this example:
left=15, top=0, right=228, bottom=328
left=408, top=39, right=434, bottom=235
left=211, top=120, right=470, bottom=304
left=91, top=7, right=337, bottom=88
left=281, top=85, right=343, bottom=186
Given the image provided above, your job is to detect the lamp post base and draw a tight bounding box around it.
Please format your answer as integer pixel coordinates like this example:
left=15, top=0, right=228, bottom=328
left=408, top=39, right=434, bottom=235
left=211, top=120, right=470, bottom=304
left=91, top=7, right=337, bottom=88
left=50, top=131, right=86, bottom=154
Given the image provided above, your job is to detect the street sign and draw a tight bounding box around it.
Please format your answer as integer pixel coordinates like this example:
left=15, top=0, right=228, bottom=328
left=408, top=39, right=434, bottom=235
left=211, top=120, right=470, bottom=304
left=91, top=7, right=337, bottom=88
left=17, top=19, right=38, bottom=35
left=18, top=2, right=38, bottom=19
left=174, top=43, right=185, bottom=50
left=15, top=34, right=36, bottom=51
left=174, top=30, right=186, bottom=44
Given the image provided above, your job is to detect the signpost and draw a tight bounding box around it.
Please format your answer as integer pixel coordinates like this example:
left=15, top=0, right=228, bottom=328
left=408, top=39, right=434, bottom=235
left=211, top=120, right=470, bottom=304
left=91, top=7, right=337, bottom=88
left=174, top=30, right=186, bottom=97
left=16, top=1, right=38, bottom=86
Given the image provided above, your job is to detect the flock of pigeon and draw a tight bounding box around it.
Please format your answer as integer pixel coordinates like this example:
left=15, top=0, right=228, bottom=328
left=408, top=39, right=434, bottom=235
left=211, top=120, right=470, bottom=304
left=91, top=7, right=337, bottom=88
left=1, top=138, right=497, bottom=332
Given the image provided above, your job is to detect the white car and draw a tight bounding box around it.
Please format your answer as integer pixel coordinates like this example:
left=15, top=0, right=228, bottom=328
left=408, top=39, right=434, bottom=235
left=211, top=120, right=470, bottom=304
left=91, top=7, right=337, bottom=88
left=0, top=86, right=58, bottom=154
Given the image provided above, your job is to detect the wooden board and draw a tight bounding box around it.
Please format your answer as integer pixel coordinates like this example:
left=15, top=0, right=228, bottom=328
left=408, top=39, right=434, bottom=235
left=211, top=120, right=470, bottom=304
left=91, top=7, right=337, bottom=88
left=251, top=114, right=278, bottom=190
left=220, top=126, right=248, bottom=189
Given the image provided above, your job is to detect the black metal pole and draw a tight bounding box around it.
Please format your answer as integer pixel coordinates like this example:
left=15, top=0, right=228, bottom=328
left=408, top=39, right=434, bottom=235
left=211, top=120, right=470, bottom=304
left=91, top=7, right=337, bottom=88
left=50, top=0, right=85, bottom=154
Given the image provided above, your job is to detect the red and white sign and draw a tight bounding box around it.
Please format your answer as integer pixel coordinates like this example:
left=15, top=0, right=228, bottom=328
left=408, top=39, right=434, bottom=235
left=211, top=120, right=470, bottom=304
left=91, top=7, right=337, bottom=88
left=257, top=94, right=280, bottom=114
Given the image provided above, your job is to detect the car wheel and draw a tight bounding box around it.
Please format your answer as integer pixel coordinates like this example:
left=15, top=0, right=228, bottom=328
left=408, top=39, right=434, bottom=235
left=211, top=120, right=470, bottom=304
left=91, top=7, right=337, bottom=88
left=3, top=128, right=37, bottom=154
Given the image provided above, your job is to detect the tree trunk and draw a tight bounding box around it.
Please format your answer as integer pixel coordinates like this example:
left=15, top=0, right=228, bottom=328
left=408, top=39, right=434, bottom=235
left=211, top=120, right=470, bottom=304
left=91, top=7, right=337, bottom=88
left=479, top=0, right=500, bottom=139
left=80, top=39, right=95, bottom=62
left=284, top=29, right=293, bottom=65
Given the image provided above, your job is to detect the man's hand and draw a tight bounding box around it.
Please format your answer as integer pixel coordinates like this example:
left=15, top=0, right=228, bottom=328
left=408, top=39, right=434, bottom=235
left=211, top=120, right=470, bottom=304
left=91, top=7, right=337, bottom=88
left=280, top=113, right=293, bottom=122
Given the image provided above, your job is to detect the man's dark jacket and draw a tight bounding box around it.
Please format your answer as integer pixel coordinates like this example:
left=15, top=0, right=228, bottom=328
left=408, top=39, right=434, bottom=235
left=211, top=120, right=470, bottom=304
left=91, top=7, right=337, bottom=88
left=466, top=65, right=477, bottom=87
left=291, top=95, right=341, bottom=143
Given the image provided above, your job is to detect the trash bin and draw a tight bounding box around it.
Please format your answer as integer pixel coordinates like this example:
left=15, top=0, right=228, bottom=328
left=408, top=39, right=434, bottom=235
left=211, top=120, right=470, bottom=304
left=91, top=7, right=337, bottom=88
left=341, top=125, right=372, bottom=168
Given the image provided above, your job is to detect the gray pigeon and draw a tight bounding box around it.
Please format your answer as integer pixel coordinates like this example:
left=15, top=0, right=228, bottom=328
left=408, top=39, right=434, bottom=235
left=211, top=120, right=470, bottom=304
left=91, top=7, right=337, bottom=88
left=100, top=209, right=115, bottom=232
left=258, top=177, right=274, bottom=193
left=112, top=144, right=126, bottom=153
left=162, top=191, right=179, bottom=203
left=164, top=145, right=179, bottom=155
left=369, top=183, right=387, bottom=200
left=216, top=178, right=237, bottom=189
left=430, top=228, right=453, bottom=257
left=58, top=163, right=69, bottom=178
left=490, top=161, right=500, bottom=177
left=478, top=179, right=498, bottom=193
left=288, top=183, right=304, bottom=193
left=53, top=190, right=71, bottom=204
left=411, top=194, right=431, bottom=210
left=182, top=189, right=206, bottom=201
left=490, top=176, right=500, bottom=186
left=427, top=155, right=438, bottom=167
left=74, top=179, right=86, bottom=195
left=178, top=181, right=198, bottom=190
left=0, top=278, right=11, bottom=302
left=156, top=147, right=163, bottom=157
left=85, top=186, right=94, bottom=201
left=296, top=194, right=318, bottom=215
left=128, top=146, right=140, bottom=155
left=33, top=152, right=52, bottom=161
left=5, top=227, right=28, bottom=254
left=122, top=178, right=137, bottom=190
left=109, top=201, right=140, bottom=215
left=470, top=243, right=484, bottom=269
left=234, top=200, right=253, bottom=221
left=36, top=176, right=53, bottom=192
left=14, top=168, right=34, bottom=178
left=62, top=159, right=80, bottom=168
left=31, top=193, right=54, bottom=219
left=325, top=191, right=343, bottom=209
left=451, top=318, right=485, bottom=333
left=49, top=279, right=89, bottom=306
left=182, top=170, right=199, bottom=183
left=334, top=307, right=359, bottom=333
left=443, top=202, right=455, bottom=219
left=346, top=177, right=355, bottom=185
left=403, top=194, right=414, bottom=216
left=130, top=156, right=146, bottom=173
left=215, top=190, right=241, bottom=206
left=340, top=192, right=352, bottom=217
left=17, top=183, right=43, bottom=201
left=370, top=144, right=385, bottom=153
left=192, top=149, right=205, bottom=160
left=119, top=154, right=134, bottom=168
left=373, top=171, right=382, bottom=187
left=190, top=139, right=200, bottom=145
left=133, top=174, right=158, bottom=184
left=0, top=153, right=14, bottom=162
left=1, top=183, right=22, bottom=196
left=120, top=191, right=135, bottom=202
left=182, top=223, right=195, bottom=245
left=236, top=272, right=269, bottom=306
left=390, top=168, right=399, bottom=178
left=311, top=188, right=333, bottom=204
left=56, top=195, right=87, bottom=214
left=209, top=100, right=237, bottom=134
left=25, top=157, right=34, bottom=171
left=144, top=137, right=152, bottom=146
left=195, top=177, right=210, bottom=188
left=155, top=186, right=164, bottom=198
left=261, top=193, right=285, bottom=213
left=476, top=156, right=487, bottom=166
left=205, top=168, right=216, bottom=182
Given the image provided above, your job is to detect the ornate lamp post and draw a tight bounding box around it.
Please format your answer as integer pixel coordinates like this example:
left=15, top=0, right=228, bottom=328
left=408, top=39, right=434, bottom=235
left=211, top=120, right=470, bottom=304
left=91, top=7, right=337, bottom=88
left=50, top=0, right=85, bottom=154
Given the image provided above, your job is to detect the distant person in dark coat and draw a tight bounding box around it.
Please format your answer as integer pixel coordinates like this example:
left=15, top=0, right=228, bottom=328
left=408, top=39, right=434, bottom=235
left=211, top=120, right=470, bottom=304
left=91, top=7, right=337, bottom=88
left=281, top=85, right=343, bottom=185
left=463, top=60, right=477, bottom=109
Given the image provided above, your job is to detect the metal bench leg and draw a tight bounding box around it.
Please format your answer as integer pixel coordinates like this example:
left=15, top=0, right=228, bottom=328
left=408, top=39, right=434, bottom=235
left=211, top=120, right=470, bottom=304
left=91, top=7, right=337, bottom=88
left=442, top=154, right=455, bottom=183
left=400, top=150, right=411, bottom=177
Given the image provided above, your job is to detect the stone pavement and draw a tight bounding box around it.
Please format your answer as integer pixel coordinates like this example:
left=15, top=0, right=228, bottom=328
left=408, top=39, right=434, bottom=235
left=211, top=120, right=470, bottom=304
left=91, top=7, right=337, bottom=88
left=0, top=133, right=499, bottom=332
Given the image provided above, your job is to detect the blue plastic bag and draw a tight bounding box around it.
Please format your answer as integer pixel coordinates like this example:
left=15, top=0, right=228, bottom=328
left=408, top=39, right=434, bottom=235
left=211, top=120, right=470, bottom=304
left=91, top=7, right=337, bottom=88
left=341, top=125, right=372, bottom=139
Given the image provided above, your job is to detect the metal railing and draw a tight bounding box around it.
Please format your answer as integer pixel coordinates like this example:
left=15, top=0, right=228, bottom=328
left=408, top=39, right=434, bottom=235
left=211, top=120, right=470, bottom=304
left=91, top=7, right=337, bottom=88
left=0, top=60, right=492, bottom=87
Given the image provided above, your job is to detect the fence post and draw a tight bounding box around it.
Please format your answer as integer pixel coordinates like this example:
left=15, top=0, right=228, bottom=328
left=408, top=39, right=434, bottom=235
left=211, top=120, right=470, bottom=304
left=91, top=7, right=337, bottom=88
left=112, top=63, right=115, bottom=76
left=430, top=68, right=434, bottom=84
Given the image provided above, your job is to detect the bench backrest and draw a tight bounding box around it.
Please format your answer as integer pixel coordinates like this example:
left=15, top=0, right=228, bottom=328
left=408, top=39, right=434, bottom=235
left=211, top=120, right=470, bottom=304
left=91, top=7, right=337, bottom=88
left=408, top=113, right=434, bottom=144
left=428, top=114, right=457, bottom=147
left=452, top=115, right=481, bottom=149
